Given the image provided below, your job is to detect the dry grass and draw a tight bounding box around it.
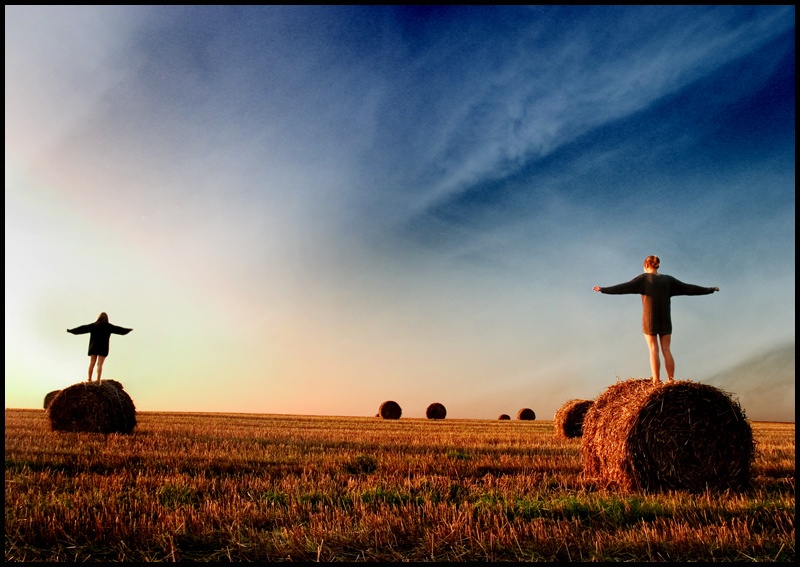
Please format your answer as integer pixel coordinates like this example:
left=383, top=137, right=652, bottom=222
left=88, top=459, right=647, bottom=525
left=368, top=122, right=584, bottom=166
left=5, top=408, right=794, bottom=562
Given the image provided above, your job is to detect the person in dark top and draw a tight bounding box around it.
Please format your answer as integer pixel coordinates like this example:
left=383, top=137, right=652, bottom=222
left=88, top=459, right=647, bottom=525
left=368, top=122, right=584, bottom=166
left=593, top=255, right=719, bottom=385
left=67, top=312, right=133, bottom=382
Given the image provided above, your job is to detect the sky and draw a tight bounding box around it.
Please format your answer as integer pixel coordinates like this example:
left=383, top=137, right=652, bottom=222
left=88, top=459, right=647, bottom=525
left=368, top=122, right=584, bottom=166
left=5, top=5, right=795, bottom=422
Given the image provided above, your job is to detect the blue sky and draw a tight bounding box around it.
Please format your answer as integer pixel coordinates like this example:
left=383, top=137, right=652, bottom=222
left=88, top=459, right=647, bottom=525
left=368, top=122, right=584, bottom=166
left=5, top=6, right=795, bottom=421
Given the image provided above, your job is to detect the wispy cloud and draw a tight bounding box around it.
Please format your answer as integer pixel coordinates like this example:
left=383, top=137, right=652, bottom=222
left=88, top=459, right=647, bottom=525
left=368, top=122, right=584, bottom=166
left=354, top=6, right=794, bottom=222
left=5, top=6, right=794, bottom=419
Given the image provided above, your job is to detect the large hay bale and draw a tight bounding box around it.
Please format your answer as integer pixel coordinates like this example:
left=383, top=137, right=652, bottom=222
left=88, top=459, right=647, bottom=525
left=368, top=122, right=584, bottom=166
left=48, top=380, right=137, bottom=434
left=581, top=378, right=754, bottom=493
left=498, top=414, right=511, bottom=420
left=426, top=402, right=447, bottom=420
left=554, top=399, right=594, bottom=438
left=517, top=408, right=536, bottom=421
left=43, top=390, right=61, bottom=410
left=378, top=400, right=402, bottom=420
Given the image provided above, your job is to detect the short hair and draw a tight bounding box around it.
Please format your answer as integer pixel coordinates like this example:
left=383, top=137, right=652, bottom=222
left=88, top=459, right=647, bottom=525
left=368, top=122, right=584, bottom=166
left=643, top=255, right=660, bottom=270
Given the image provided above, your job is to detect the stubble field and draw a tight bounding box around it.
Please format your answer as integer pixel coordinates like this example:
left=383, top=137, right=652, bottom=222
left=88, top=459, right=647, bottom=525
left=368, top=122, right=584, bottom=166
left=4, top=408, right=795, bottom=562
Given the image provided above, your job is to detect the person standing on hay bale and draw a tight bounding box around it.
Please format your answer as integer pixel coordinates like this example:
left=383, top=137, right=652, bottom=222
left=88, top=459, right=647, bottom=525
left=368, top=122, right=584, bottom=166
left=68, top=312, right=133, bottom=382
left=593, top=255, right=718, bottom=385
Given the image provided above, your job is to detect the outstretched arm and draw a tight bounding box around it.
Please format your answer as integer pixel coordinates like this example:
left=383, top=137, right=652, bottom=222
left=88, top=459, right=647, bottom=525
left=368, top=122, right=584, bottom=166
left=67, top=324, right=92, bottom=335
left=672, top=279, right=718, bottom=296
left=593, top=276, right=644, bottom=295
left=109, top=324, right=133, bottom=335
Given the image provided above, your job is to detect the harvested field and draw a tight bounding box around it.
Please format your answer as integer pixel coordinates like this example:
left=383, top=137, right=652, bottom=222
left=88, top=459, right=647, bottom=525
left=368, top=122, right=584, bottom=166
left=4, top=409, right=794, bottom=562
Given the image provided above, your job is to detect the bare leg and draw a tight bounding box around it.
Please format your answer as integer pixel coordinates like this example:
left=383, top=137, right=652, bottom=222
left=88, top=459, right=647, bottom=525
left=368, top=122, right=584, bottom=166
left=660, top=334, right=674, bottom=381
left=96, top=356, right=106, bottom=381
left=87, top=355, right=97, bottom=382
left=644, top=334, right=661, bottom=385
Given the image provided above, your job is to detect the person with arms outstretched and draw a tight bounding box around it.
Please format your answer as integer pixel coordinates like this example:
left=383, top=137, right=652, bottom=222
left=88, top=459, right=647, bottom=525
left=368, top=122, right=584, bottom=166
left=68, top=312, right=133, bottom=382
left=593, top=255, right=718, bottom=385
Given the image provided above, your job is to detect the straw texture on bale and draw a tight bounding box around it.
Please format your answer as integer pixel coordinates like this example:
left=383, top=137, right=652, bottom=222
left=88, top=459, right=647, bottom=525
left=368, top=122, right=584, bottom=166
left=517, top=408, right=536, bottom=421
left=553, top=399, right=594, bottom=438
left=426, top=402, right=447, bottom=420
left=581, top=378, right=754, bottom=493
left=378, top=400, right=402, bottom=420
left=48, top=380, right=137, bottom=434
left=43, top=390, right=61, bottom=410
left=498, top=414, right=511, bottom=420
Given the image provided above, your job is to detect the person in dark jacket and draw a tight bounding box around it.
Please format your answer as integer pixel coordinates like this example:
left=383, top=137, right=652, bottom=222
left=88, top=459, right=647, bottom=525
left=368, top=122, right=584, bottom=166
left=68, top=312, right=133, bottom=382
left=593, top=255, right=719, bottom=385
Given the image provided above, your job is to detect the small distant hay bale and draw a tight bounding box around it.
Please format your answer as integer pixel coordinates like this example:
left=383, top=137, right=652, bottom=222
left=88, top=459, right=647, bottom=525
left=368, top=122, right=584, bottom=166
left=378, top=400, right=402, bottom=420
left=581, top=378, right=754, bottom=493
left=517, top=408, right=536, bottom=421
left=44, top=390, right=61, bottom=410
left=498, top=414, right=511, bottom=420
left=554, top=399, right=594, bottom=438
left=426, top=402, right=447, bottom=420
left=48, top=380, right=137, bottom=434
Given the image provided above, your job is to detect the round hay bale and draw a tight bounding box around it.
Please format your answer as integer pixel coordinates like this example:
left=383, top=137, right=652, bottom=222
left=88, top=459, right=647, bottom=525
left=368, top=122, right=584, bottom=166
left=426, top=402, right=447, bottom=420
left=378, top=400, right=402, bottom=420
left=498, top=414, right=511, bottom=420
left=43, top=390, right=61, bottom=410
left=517, top=408, right=536, bottom=421
left=48, top=380, right=137, bottom=434
left=581, top=378, right=754, bottom=493
left=553, top=399, right=594, bottom=438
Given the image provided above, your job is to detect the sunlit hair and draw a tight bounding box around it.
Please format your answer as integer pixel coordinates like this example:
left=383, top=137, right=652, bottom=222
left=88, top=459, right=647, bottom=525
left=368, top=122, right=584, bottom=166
left=97, top=312, right=109, bottom=324
left=643, top=255, right=660, bottom=270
